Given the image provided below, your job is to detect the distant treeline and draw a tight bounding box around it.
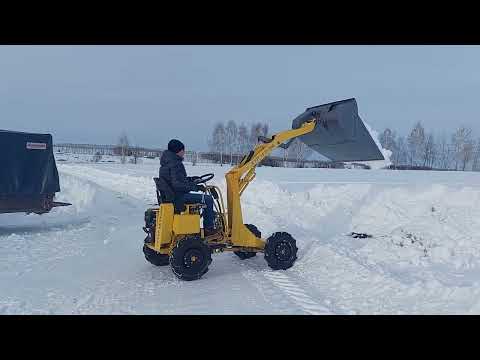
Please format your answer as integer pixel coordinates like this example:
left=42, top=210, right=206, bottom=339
left=379, top=122, right=480, bottom=171
left=207, top=120, right=316, bottom=167
left=58, top=120, right=480, bottom=172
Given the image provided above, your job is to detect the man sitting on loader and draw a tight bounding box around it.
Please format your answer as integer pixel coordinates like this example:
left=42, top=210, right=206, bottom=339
left=159, top=139, right=218, bottom=236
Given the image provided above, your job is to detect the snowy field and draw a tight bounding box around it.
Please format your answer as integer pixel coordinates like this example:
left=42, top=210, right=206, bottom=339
left=2, top=154, right=480, bottom=314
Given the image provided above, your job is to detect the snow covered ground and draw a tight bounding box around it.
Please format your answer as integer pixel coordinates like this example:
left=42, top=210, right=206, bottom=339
left=2, top=154, right=480, bottom=314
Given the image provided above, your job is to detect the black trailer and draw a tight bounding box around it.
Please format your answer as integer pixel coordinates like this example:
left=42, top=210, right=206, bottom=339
left=0, top=130, right=71, bottom=214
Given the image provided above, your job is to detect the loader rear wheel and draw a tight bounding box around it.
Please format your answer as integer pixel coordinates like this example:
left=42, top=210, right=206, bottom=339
left=234, top=224, right=260, bottom=260
left=143, top=245, right=170, bottom=266
left=264, top=232, right=298, bottom=270
left=170, top=236, right=212, bottom=281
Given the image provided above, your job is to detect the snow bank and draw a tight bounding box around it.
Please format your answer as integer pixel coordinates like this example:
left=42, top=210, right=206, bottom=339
left=58, top=165, right=157, bottom=205
left=241, top=180, right=371, bottom=238
left=0, top=173, right=95, bottom=232
left=55, top=174, right=96, bottom=213
left=351, top=184, right=480, bottom=269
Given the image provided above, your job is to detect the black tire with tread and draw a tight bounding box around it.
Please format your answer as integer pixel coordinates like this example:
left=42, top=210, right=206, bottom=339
left=234, top=224, right=260, bottom=260
left=169, top=236, right=212, bottom=281
left=143, top=244, right=170, bottom=266
left=264, top=232, right=298, bottom=270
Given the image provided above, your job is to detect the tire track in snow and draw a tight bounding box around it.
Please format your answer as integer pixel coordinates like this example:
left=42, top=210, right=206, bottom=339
left=239, top=257, right=336, bottom=315
left=240, top=269, right=301, bottom=314
left=261, top=270, right=333, bottom=314
left=254, top=187, right=374, bottom=315
left=238, top=180, right=372, bottom=314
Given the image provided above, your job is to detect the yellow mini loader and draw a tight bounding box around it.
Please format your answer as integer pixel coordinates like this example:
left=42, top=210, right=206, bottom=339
left=142, top=98, right=384, bottom=280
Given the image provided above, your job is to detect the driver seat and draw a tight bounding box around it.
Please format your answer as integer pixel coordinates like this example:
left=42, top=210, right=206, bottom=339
left=153, top=177, right=185, bottom=214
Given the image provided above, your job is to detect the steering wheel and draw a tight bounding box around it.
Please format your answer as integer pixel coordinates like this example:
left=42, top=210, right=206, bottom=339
left=192, top=173, right=214, bottom=184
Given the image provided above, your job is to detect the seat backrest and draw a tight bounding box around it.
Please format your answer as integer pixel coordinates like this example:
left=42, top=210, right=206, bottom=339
left=153, top=177, right=175, bottom=204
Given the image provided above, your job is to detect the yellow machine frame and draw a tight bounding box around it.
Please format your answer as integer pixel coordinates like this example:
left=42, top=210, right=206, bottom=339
left=146, top=119, right=316, bottom=255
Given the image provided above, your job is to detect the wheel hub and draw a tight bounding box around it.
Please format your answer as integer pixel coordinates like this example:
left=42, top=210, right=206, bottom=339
left=275, top=241, right=292, bottom=261
left=183, top=249, right=204, bottom=269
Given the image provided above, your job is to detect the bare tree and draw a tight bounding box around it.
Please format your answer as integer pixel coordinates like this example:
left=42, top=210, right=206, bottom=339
left=246, top=122, right=270, bottom=150
left=118, top=132, right=130, bottom=164
left=472, top=139, right=480, bottom=171
left=395, top=136, right=408, bottom=166
left=261, top=123, right=269, bottom=138
left=288, top=138, right=313, bottom=167
left=462, top=139, right=475, bottom=171
left=208, top=122, right=227, bottom=165
left=452, top=126, right=473, bottom=171
left=380, top=128, right=400, bottom=166
left=225, top=120, right=238, bottom=164
left=451, top=129, right=462, bottom=170
left=422, top=133, right=436, bottom=167
left=379, top=128, right=396, bottom=151
left=407, top=122, right=425, bottom=166
left=249, top=123, right=263, bottom=149
left=237, top=123, right=249, bottom=155
left=436, top=134, right=451, bottom=170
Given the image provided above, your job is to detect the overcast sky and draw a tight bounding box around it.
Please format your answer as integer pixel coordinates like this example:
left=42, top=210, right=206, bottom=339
left=1, top=45, right=479, bottom=150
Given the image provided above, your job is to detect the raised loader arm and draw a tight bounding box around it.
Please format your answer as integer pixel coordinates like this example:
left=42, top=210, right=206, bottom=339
left=224, top=118, right=316, bottom=248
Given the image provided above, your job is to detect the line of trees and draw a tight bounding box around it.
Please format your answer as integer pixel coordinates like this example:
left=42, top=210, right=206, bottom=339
left=113, top=121, right=480, bottom=172
left=208, top=121, right=269, bottom=164
left=380, top=122, right=480, bottom=171
left=208, top=120, right=314, bottom=166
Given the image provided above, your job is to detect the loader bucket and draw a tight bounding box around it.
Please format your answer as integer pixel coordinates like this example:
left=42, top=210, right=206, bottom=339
left=291, top=98, right=384, bottom=162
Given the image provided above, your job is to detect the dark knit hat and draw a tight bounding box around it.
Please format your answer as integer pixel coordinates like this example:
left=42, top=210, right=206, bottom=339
left=168, top=139, right=185, bottom=153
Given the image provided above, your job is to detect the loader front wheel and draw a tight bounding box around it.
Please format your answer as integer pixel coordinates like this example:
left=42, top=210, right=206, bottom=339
left=170, top=236, right=212, bottom=281
left=264, top=232, right=298, bottom=270
left=234, top=224, right=260, bottom=260
left=143, top=245, right=170, bottom=266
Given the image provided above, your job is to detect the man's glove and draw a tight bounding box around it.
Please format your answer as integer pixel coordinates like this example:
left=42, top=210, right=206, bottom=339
left=196, top=184, right=206, bottom=192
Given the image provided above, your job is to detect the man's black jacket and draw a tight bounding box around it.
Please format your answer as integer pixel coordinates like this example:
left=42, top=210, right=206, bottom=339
left=159, top=150, right=198, bottom=196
